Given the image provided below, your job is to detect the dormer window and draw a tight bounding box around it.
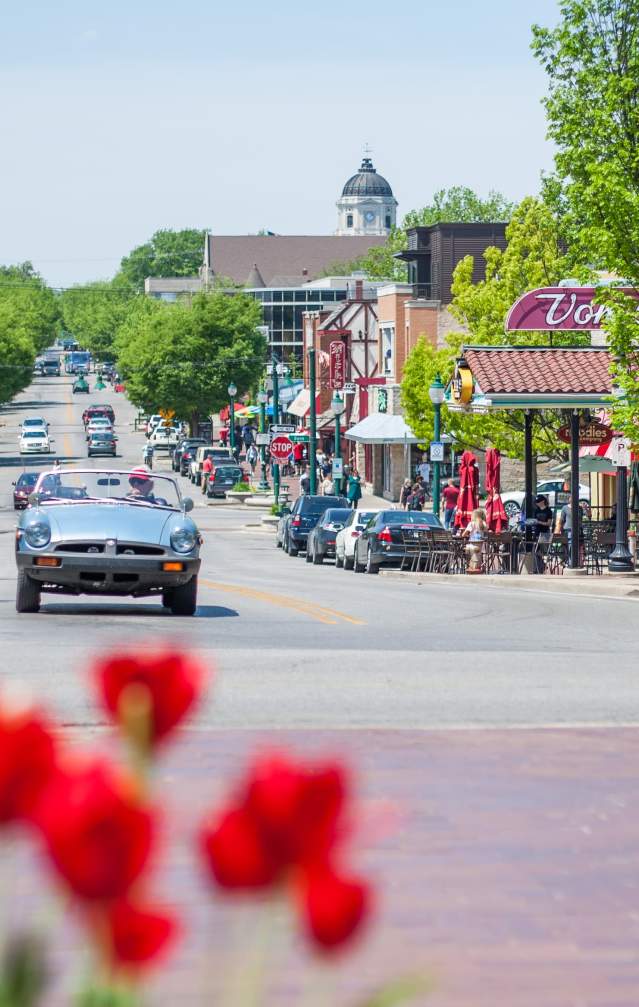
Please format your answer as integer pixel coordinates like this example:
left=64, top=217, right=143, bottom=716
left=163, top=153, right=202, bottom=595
left=346, top=214, right=353, bottom=228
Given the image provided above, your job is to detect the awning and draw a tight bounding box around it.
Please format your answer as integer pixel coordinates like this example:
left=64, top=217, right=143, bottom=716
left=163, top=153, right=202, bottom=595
left=345, top=414, right=418, bottom=444
left=286, top=389, right=321, bottom=418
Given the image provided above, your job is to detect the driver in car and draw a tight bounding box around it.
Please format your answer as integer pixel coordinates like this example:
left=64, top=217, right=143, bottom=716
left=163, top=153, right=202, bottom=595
left=126, top=467, right=167, bottom=505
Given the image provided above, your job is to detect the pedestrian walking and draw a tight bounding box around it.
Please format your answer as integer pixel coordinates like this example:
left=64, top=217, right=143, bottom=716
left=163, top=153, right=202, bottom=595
left=400, top=478, right=412, bottom=510
left=201, top=454, right=213, bottom=494
left=321, top=474, right=335, bottom=495
left=346, top=469, right=362, bottom=509
left=143, top=443, right=154, bottom=469
left=293, top=440, right=305, bottom=474
left=299, top=467, right=310, bottom=495
left=442, top=478, right=459, bottom=530
left=407, top=483, right=425, bottom=511
left=246, top=444, right=258, bottom=477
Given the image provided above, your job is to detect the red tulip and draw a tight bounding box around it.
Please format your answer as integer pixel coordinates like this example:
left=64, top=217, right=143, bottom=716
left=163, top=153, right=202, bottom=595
left=301, top=866, right=370, bottom=952
left=94, top=648, right=205, bottom=747
left=36, top=760, right=154, bottom=901
left=104, top=899, right=178, bottom=969
left=0, top=708, right=57, bottom=825
left=201, top=805, right=279, bottom=889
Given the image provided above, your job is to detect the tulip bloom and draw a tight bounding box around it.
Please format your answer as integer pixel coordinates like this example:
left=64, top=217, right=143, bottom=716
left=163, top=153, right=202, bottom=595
left=94, top=648, right=205, bottom=748
left=104, top=899, right=178, bottom=969
left=200, top=752, right=372, bottom=952
left=0, top=708, right=57, bottom=825
left=36, top=761, right=154, bottom=902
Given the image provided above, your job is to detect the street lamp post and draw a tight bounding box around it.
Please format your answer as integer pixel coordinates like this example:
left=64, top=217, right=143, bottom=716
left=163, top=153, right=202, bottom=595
left=331, top=391, right=346, bottom=495
left=257, top=388, right=269, bottom=492
left=428, top=374, right=445, bottom=518
left=228, top=382, right=237, bottom=456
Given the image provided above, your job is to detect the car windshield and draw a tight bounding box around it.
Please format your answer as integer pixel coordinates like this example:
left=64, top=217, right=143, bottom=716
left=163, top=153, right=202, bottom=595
left=33, top=469, right=182, bottom=510
left=23, top=419, right=45, bottom=427
left=382, top=511, right=441, bottom=526
left=303, top=496, right=346, bottom=513
left=322, top=509, right=351, bottom=524
left=17, top=473, right=38, bottom=487
left=90, top=433, right=114, bottom=441
left=23, top=431, right=46, bottom=439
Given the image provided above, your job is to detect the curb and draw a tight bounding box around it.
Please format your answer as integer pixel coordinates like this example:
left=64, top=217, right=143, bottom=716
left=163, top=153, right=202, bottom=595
left=378, top=569, right=639, bottom=600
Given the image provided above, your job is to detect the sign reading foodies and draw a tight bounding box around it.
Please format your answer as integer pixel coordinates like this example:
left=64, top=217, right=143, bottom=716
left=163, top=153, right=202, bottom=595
left=506, top=286, right=639, bottom=332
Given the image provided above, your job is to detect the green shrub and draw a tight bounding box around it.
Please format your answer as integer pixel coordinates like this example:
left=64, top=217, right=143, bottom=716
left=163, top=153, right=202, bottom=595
left=232, top=482, right=252, bottom=492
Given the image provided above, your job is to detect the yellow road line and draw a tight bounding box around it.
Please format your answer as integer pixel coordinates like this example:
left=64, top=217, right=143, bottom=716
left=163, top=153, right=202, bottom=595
left=63, top=381, right=74, bottom=457
left=201, top=579, right=365, bottom=626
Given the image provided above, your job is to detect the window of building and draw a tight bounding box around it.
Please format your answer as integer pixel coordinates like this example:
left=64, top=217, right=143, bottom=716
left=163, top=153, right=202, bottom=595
left=346, top=214, right=353, bottom=228
left=385, top=214, right=391, bottom=229
left=381, top=325, right=395, bottom=378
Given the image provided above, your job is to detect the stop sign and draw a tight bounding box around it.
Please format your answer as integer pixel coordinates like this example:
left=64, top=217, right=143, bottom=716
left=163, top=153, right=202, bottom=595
left=270, top=435, right=293, bottom=464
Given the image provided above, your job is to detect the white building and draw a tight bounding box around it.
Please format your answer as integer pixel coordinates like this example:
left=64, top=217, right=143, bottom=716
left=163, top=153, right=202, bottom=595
left=335, top=156, right=398, bottom=237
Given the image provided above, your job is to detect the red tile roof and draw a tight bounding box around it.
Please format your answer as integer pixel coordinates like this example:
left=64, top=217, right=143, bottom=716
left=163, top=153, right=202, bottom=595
left=463, top=347, right=612, bottom=395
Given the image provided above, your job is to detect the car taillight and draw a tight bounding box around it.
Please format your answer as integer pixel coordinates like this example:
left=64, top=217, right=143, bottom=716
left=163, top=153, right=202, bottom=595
left=378, top=526, right=393, bottom=543
left=351, top=530, right=361, bottom=538
left=292, top=516, right=302, bottom=526
left=183, top=452, right=191, bottom=459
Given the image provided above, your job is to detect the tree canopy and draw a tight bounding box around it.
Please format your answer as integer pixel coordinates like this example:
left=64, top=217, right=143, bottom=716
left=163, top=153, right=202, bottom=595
left=115, top=291, right=266, bottom=426
left=60, top=277, right=136, bottom=362
left=0, top=263, right=60, bottom=402
left=118, top=228, right=207, bottom=292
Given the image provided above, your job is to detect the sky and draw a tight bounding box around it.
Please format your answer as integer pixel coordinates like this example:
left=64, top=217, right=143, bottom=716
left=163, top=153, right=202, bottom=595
left=1, top=0, right=561, bottom=287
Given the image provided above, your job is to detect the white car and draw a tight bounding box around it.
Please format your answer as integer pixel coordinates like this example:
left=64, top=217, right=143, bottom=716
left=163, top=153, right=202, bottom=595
left=149, top=424, right=180, bottom=450
left=86, top=417, right=114, bottom=439
left=501, top=479, right=591, bottom=518
left=335, top=509, right=380, bottom=570
left=19, top=430, right=52, bottom=454
left=145, top=415, right=163, bottom=436
left=21, top=416, right=48, bottom=434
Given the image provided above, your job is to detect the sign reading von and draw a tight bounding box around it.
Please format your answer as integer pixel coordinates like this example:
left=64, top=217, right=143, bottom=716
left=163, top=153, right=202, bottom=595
left=506, top=286, right=639, bottom=332
left=270, top=435, right=293, bottom=465
left=329, top=341, right=346, bottom=389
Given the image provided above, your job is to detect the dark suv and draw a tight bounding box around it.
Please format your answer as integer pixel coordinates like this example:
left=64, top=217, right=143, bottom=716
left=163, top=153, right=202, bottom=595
left=283, top=495, right=349, bottom=556
left=173, top=438, right=207, bottom=475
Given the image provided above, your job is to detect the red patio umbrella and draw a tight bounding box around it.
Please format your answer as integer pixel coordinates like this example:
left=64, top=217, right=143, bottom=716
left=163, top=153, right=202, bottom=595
left=454, top=451, right=480, bottom=528
left=484, top=447, right=507, bottom=532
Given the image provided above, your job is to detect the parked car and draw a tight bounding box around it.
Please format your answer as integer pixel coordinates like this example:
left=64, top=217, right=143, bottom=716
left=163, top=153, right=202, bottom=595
left=501, top=480, right=590, bottom=519
left=13, top=472, right=38, bottom=510
left=149, top=425, right=180, bottom=451
left=21, top=416, right=49, bottom=434
left=305, top=508, right=351, bottom=564
left=173, top=438, right=207, bottom=474
left=85, top=417, right=114, bottom=439
left=145, top=415, right=164, bottom=436
left=335, top=509, right=381, bottom=570
left=281, top=495, right=349, bottom=557
left=87, top=431, right=118, bottom=457
left=83, top=404, right=115, bottom=426
left=353, top=510, right=444, bottom=574
left=205, top=464, right=245, bottom=498
left=189, top=446, right=235, bottom=485
left=15, top=468, right=201, bottom=616
left=19, top=430, right=52, bottom=455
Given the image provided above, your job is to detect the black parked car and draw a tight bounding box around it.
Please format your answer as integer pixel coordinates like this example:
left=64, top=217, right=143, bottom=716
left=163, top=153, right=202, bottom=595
left=173, top=438, right=207, bottom=474
left=13, top=472, right=38, bottom=510
left=282, top=495, right=349, bottom=556
left=306, top=508, right=351, bottom=565
left=353, top=510, right=444, bottom=574
left=205, top=464, right=244, bottom=498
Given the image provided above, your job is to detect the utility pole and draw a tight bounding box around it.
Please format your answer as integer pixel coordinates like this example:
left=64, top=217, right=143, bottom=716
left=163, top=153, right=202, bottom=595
left=308, top=347, right=317, bottom=495
left=271, top=352, right=280, bottom=505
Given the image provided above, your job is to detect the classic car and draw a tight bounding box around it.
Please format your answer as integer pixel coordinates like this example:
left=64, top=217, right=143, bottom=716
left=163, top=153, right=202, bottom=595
left=15, top=468, right=201, bottom=616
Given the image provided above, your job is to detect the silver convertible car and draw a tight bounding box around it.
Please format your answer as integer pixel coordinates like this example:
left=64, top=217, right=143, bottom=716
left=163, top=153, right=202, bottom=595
left=15, top=468, right=201, bottom=615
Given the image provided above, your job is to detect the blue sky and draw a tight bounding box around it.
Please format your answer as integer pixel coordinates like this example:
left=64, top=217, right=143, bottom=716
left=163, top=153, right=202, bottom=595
left=1, top=0, right=560, bottom=286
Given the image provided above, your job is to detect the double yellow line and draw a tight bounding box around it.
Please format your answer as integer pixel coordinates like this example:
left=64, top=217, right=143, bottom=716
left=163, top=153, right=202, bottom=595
left=201, top=579, right=365, bottom=626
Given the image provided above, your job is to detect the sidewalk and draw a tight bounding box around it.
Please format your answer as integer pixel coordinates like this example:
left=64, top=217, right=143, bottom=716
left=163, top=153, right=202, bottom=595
left=380, top=568, right=639, bottom=599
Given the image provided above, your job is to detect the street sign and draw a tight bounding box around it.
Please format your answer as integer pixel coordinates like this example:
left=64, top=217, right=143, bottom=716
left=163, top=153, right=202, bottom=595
left=329, top=341, right=346, bottom=389
left=269, top=423, right=295, bottom=434
left=255, top=432, right=270, bottom=446
left=270, top=435, right=293, bottom=464
left=430, top=441, right=444, bottom=462
left=332, top=458, right=343, bottom=478
left=611, top=437, right=632, bottom=467
left=343, top=382, right=356, bottom=394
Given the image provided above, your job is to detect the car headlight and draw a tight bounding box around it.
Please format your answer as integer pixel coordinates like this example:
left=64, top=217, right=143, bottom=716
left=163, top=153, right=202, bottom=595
left=170, top=525, right=197, bottom=553
left=24, top=520, right=51, bottom=548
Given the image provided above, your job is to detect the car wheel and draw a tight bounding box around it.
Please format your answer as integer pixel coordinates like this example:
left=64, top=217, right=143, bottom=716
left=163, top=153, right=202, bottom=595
left=343, top=554, right=354, bottom=571
left=288, top=537, right=299, bottom=558
left=335, top=552, right=343, bottom=568
left=353, top=547, right=365, bottom=573
left=169, top=576, right=198, bottom=616
left=366, top=546, right=379, bottom=574
left=305, top=545, right=313, bottom=563
left=276, top=535, right=283, bottom=549
left=16, top=570, right=41, bottom=613
left=504, top=500, right=520, bottom=519
left=313, top=548, right=323, bottom=565
left=162, top=589, right=174, bottom=608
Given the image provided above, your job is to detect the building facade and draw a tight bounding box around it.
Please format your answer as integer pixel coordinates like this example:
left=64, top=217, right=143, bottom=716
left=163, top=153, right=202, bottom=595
left=335, top=157, right=397, bottom=237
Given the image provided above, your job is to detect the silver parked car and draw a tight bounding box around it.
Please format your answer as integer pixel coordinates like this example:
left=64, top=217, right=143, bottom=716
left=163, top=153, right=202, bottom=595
left=15, top=468, right=201, bottom=616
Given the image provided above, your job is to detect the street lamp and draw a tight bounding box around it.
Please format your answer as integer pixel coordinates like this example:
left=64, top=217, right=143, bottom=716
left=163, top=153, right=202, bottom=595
left=228, top=382, right=237, bottom=455
left=257, top=387, right=269, bottom=491
left=428, top=374, right=446, bottom=518
left=331, top=390, right=346, bottom=495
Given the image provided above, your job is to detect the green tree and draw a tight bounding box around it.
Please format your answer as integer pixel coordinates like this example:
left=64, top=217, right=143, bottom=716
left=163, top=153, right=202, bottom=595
left=115, top=291, right=266, bottom=430
left=359, top=187, right=516, bottom=281
left=0, top=263, right=60, bottom=402
left=118, top=228, right=207, bottom=292
left=401, top=198, right=585, bottom=461
left=60, top=277, right=136, bottom=361
left=532, top=0, right=639, bottom=440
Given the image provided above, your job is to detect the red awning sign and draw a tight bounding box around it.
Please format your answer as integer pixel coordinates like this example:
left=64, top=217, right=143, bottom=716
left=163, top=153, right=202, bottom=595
left=557, top=420, right=613, bottom=446
left=506, top=286, right=639, bottom=332
left=329, top=340, right=346, bottom=389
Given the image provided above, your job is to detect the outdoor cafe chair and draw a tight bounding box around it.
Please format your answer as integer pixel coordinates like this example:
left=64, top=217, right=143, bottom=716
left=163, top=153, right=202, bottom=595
left=485, top=532, right=514, bottom=574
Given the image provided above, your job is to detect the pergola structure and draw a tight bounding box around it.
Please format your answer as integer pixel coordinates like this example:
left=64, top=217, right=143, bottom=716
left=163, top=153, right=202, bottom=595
left=445, top=346, right=615, bottom=569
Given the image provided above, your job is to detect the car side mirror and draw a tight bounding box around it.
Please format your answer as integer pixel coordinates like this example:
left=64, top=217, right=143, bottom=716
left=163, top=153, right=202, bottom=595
left=183, top=497, right=194, bottom=513
left=28, top=492, right=40, bottom=505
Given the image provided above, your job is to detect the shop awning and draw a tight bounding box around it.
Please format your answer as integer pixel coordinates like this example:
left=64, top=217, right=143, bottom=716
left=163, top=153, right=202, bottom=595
left=345, top=414, right=419, bottom=445
left=286, top=389, right=321, bottom=418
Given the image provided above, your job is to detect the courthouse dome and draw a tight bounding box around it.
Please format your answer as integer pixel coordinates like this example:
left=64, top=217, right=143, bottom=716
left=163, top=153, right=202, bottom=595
left=341, top=157, right=394, bottom=198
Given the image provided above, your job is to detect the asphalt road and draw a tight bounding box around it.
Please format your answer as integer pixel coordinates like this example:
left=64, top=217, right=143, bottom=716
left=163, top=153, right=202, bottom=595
left=0, top=373, right=636, bottom=730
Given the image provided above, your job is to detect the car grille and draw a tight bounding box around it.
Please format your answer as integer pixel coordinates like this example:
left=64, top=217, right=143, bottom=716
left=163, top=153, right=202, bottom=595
left=55, top=543, right=105, bottom=553
left=116, top=544, right=164, bottom=556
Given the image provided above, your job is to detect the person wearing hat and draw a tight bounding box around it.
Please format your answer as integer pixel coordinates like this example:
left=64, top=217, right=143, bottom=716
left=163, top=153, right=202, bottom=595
left=126, top=466, right=159, bottom=503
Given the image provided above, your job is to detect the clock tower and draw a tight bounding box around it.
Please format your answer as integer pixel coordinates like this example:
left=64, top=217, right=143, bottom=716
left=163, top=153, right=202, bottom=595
left=336, top=154, right=397, bottom=237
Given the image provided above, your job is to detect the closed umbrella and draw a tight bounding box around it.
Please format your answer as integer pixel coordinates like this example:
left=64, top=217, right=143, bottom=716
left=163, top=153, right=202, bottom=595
left=484, top=448, right=507, bottom=532
left=454, top=450, right=480, bottom=528
left=629, top=460, right=639, bottom=513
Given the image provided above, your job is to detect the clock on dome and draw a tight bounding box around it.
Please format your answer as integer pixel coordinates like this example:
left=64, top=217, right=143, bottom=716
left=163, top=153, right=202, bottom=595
left=364, top=211, right=376, bottom=223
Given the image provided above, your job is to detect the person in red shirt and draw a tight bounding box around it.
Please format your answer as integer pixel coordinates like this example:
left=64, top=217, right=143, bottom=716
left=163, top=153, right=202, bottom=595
left=201, top=455, right=214, bottom=494
left=293, top=441, right=305, bottom=474
left=442, top=479, right=459, bottom=529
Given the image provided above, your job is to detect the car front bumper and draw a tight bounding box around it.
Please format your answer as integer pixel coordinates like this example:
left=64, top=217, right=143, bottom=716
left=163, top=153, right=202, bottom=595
left=16, top=550, right=201, bottom=597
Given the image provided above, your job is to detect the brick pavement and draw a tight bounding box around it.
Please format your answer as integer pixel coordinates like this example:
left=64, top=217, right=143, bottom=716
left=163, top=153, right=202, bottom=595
left=16, top=727, right=639, bottom=1006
